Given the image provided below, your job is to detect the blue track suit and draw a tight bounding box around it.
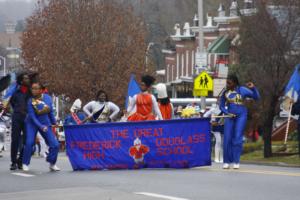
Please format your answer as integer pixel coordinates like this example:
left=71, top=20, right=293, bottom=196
left=23, top=94, right=59, bottom=165
left=220, top=86, right=260, bottom=164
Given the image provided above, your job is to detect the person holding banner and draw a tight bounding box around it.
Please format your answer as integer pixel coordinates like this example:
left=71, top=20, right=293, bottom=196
left=127, top=75, right=162, bottom=121
left=203, top=103, right=224, bottom=163
left=64, top=99, right=86, bottom=125
left=9, top=73, right=31, bottom=170
left=220, top=74, right=260, bottom=169
left=22, top=82, right=60, bottom=172
left=83, top=90, right=120, bottom=123
left=155, top=83, right=174, bottom=120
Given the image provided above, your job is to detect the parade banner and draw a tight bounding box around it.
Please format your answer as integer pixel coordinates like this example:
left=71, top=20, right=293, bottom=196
left=64, top=118, right=211, bottom=170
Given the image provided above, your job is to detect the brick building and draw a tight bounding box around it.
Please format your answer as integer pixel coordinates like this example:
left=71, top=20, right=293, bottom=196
left=162, top=0, right=256, bottom=98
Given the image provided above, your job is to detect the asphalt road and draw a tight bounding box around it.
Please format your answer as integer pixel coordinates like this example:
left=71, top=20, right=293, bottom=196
left=0, top=152, right=299, bottom=200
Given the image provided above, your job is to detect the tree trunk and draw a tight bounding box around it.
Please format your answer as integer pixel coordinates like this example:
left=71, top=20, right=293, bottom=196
left=263, top=115, right=273, bottom=158
left=263, top=98, right=277, bottom=158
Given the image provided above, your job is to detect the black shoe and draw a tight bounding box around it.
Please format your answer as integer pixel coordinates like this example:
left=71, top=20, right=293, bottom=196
left=17, top=161, right=23, bottom=170
left=10, top=163, right=17, bottom=170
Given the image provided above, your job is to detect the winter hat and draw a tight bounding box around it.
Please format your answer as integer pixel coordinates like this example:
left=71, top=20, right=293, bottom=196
left=70, top=99, right=82, bottom=112
left=155, top=83, right=168, bottom=99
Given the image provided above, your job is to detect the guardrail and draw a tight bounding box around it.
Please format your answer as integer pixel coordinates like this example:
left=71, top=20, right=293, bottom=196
left=170, top=98, right=217, bottom=106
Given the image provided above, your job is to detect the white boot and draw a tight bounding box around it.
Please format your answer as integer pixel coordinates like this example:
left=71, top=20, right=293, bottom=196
left=233, top=163, right=240, bottom=169
left=49, top=164, right=60, bottom=171
left=22, top=164, right=30, bottom=172
left=223, top=163, right=230, bottom=169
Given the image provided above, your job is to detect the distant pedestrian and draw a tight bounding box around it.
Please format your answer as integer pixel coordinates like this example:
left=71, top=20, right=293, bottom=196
left=36, top=132, right=48, bottom=158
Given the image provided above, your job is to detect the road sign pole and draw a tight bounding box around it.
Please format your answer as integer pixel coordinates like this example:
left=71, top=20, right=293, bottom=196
left=201, top=96, right=206, bottom=110
left=198, top=0, right=205, bottom=110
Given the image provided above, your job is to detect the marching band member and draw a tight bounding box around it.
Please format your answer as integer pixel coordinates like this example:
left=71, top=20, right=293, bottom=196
left=127, top=75, right=162, bottom=121
left=155, top=83, right=174, bottom=120
left=22, top=82, right=60, bottom=172
left=64, top=99, right=86, bottom=125
left=220, top=74, right=260, bottom=169
left=83, top=90, right=120, bottom=123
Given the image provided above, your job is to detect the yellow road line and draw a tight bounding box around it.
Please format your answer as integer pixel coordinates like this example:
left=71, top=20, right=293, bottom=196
left=203, top=168, right=300, bottom=177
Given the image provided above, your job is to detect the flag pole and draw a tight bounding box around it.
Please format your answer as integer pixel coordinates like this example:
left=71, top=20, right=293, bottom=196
left=284, top=100, right=293, bottom=145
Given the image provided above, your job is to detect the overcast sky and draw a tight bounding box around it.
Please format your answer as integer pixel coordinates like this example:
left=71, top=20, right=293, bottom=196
left=0, top=0, right=35, bottom=21
left=0, top=0, right=34, bottom=2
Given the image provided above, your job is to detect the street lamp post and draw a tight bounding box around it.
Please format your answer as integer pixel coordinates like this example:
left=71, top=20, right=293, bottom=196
left=145, top=42, right=154, bottom=72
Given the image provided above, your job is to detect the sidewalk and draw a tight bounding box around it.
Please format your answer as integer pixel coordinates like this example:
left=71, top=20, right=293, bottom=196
left=241, top=160, right=300, bottom=168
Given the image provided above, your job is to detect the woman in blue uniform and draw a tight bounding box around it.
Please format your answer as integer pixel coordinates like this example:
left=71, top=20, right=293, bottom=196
left=220, top=74, right=260, bottom=169
left=22, top=82, right=60, bottom=171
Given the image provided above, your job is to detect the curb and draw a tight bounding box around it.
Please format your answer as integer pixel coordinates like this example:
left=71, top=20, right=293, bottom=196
left=241, top=160, right=300, bottom=168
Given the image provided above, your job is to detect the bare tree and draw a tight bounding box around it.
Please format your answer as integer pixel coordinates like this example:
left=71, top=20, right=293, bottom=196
left=233, top=0, right=300, bottom=157
left=22, top=0, right=150, bottom=107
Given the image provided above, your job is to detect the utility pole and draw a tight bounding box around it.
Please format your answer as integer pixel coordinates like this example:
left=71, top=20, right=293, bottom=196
left=198, top=0, right=206, bottom=110
left=198, top=0, right=204, bottom=53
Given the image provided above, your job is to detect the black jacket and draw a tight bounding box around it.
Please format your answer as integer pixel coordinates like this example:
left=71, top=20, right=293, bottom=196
left=10, top=89, right=30, bottom=115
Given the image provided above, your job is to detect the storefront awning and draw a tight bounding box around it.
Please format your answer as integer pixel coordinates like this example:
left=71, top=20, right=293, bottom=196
left=207, top=35, right=230, bottom=54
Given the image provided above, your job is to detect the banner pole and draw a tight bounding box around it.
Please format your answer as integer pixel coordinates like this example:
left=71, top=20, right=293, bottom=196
left=211, top=115, right=234, bottom=119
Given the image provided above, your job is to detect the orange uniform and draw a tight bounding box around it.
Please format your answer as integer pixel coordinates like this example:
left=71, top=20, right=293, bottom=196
left=127, top=93, right=156, bottom=121
left=158, top=103, right=172, bottom=120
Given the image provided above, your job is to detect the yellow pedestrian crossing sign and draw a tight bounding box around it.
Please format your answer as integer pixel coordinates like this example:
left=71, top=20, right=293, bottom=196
left=194, top=71, right=213, bottom=91
left=193, top=71, right=213, bottom=97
